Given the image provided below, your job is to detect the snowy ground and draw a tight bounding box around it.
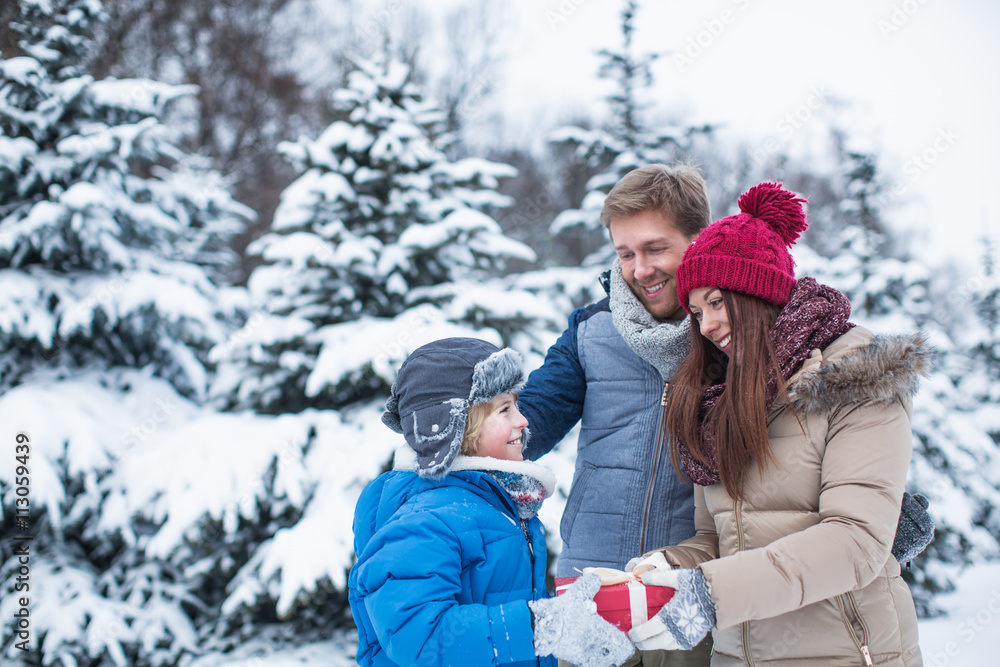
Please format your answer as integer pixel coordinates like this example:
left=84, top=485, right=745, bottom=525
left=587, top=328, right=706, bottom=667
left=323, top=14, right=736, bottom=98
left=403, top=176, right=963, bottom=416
left=917, top=561, right=1000, bottom=667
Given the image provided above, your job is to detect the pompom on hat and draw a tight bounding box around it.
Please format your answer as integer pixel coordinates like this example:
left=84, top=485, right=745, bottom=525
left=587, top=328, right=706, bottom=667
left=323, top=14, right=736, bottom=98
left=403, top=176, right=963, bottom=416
left=675, top=182, right=808, bottom=311
left=382, top=337, right=526, bottom=478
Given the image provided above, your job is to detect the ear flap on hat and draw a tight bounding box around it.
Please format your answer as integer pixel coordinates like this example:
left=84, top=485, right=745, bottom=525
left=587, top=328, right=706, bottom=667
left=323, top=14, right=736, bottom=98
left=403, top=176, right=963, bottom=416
left=381, top=382, right=403, bottom=434
left=404, top=398, right=468, bottom=479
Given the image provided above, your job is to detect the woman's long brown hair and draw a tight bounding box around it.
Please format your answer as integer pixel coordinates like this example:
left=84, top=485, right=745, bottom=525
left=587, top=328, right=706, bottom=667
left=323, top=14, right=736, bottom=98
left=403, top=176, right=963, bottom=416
left=663, top=290, right=786, bottom=500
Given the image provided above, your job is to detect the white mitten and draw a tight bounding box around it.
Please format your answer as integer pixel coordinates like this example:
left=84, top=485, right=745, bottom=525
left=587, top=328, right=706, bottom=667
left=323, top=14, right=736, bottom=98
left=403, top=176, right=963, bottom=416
left=624, top=555, right=644, bottom=572
left=628, top=612, right=683, bottom=651
left=628, top=569, right=715, bottom=652
left=529, top=573, right=634, bottom=667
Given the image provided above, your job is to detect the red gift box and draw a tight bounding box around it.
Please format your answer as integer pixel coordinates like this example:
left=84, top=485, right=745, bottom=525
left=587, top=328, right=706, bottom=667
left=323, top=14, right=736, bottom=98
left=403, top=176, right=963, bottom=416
left=554, top=574, right=674, bottom=632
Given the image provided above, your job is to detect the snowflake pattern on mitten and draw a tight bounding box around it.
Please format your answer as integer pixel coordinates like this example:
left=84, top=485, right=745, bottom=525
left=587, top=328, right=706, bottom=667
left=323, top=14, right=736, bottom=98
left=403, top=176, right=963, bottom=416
left=657, top=568, right=716, bottom=650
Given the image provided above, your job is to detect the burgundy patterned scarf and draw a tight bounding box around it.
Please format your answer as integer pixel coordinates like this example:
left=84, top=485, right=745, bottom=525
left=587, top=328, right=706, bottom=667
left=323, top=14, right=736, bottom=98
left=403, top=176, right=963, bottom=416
left=678, top=278, right=855, bottom=486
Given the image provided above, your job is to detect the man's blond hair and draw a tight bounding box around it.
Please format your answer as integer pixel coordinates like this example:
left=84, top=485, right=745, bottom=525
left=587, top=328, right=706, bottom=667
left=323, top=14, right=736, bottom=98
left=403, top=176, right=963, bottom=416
left=600, top=163, right=711, bottom=238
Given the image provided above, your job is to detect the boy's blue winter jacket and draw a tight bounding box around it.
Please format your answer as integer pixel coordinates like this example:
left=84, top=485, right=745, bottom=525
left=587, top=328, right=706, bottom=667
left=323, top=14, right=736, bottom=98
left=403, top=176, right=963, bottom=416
left=349, top=460, right=557, bottom=667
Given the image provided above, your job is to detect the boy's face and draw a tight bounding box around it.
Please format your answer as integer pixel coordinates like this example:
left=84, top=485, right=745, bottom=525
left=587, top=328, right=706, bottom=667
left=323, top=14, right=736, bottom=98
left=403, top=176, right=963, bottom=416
left=474, top=393, right=527, bottom=462
left=610, top=210, right=696, bottom=321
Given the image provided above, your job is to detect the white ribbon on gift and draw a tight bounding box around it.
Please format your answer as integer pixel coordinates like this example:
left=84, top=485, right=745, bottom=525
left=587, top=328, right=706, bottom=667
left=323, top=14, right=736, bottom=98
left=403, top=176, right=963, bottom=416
left=578, top=556, right=670, bottom=625
left=625, top=578, right=647, bottom=624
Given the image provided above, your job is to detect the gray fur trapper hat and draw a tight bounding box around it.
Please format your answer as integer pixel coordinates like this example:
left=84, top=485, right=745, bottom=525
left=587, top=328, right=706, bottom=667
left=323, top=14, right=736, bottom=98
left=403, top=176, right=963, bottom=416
left=382, top=337, right=527, bottom=478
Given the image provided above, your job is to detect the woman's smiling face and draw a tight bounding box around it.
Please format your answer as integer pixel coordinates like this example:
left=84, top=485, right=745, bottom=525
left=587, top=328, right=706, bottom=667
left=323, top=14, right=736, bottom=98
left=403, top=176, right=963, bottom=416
left=688, top=286, right=731, bottom=355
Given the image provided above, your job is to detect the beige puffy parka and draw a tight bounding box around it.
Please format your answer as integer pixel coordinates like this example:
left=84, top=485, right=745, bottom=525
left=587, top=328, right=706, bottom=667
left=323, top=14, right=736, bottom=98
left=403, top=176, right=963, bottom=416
left=657, top=327, right=929, bottom=666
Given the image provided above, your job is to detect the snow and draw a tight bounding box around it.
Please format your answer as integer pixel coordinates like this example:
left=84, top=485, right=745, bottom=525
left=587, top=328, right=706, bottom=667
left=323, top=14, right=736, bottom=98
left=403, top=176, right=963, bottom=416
left=306, top=308, right=494, bottom=392
left=434, top=157, right=518, bottom=186
left=185, top=631, right=359, bottom=667
left=0, top=136, right=37, bottom=169
left=467, top=229, right=537, bottom=263
left=5, top=12, right=1000, bottom=665
left=87, top=78, right=197, bottom=116
left=918, top=562, right=1000, bottom=666
left=0, top=269, right=56, bottom=344
left=0, top=369, right=200, bottom=528
left=1, top=56, right=47, bottom=91
left=258, top=231, right=336, bottom=266
left=423, top=281, right=563, bottom=331
left=105, top=410, right=313, bottom=559
left=59, top=270, right=225, bottom=345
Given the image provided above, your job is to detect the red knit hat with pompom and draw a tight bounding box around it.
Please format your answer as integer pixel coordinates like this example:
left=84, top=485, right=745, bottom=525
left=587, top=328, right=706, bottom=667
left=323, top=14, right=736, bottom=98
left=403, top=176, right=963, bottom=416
left=675, top=182, right=808, bottom=311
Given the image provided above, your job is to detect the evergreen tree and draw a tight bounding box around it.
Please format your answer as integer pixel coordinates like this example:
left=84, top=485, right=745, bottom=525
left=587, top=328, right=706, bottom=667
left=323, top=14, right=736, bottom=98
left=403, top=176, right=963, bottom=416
left=960, top=237, right=1000, bottom=404
left=0, top=1, right=251, bottom=663
left=0, top=0, right=250, bottom=399
left=547, top=0, right=712, bottom=266
left=102, top=54, right=554, bottom=663
left=211, top=54, right=536, bottom=414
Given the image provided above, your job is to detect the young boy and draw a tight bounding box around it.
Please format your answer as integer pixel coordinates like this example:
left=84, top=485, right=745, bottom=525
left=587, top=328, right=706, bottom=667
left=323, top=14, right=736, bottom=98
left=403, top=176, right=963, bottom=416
left=349, top=337, right=633, bottom=667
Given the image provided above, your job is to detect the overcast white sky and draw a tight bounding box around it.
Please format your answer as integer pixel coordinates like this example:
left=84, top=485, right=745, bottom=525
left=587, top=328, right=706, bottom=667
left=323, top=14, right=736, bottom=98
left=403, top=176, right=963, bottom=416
left=488, top=0, right=999, bottom=277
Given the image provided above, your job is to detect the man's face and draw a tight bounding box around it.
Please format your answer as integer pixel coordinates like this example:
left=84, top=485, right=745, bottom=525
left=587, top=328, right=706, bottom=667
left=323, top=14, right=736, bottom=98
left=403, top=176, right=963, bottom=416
left=610, top=210, right=696, bottom=321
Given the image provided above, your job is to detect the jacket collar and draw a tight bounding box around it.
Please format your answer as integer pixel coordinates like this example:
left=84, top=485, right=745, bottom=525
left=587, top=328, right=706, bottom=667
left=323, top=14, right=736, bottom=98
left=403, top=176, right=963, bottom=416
left=392, top=447, right=556, bottom=498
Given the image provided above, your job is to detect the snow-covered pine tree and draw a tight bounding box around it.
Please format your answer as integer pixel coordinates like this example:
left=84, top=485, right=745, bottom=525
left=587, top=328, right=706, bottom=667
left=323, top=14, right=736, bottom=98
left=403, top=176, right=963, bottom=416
left=959, top=237, right=1000, bottom=408
left=125, top=52, right=556, bottom=661
left=547, top=0, right=710, bottom=266
left=0, top=1, right=251, bottom=663
left=210, top=53, right=538, bottom=415
left=793, top=148, right=1000, bottom=614
left=0, top=0, right=250, bottom=398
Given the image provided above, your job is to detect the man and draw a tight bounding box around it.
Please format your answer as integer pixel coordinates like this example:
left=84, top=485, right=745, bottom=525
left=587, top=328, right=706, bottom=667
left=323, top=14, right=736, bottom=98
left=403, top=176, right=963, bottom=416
left=519, top=163, right=714, bottom=666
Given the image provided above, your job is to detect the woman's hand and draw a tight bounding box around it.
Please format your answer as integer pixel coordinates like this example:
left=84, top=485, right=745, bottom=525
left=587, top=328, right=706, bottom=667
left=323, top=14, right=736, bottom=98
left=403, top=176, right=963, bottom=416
left=628, top=568, right=715, bottom=651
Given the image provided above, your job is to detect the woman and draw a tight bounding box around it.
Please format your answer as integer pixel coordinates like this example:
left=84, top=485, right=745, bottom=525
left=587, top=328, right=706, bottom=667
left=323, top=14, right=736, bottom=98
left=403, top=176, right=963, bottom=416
left=627, top=182, right=928, bottom=666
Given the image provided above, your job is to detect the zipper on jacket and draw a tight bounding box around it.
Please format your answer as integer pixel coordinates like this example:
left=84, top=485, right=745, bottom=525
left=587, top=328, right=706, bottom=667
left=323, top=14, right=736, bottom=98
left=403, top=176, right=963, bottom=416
left=847, top=592, right=873, bottom=666
left=638, top=439, right=662, bottom=554
left=520, top=518, right=540, bottom=602
left=639, top=382, right=669, bottom=554
left=735, top=499, right=755, bottom=667
left=837, top=593, right=873, bottom=666
left=520, top=519, right=534, bottom=560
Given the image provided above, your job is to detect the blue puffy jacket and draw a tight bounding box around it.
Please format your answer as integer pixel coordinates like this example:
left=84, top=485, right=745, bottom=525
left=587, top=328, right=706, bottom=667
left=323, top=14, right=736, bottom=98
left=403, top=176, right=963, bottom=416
left=519, top=297, right=695, bottom=576
left=349, top=462, right=556, bottom=667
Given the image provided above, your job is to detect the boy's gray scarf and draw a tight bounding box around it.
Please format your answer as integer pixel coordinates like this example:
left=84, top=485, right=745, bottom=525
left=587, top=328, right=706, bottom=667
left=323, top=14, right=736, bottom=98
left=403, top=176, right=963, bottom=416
left=481, top=470, right=548, bottom=520
left=609, top=258, right=692, bottom=381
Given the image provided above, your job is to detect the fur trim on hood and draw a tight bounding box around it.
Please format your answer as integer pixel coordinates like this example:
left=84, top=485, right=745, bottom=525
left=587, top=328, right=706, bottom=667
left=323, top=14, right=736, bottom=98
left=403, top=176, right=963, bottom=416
left=789, top=332, right=934, bottom=413
left=470, top=347, right=525, bottom=405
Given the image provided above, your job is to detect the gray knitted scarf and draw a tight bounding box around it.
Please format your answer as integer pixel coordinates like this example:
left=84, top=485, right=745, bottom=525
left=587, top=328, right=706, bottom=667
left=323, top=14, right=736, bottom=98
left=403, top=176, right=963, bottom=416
left=609, top=258, right=692, bottom=381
